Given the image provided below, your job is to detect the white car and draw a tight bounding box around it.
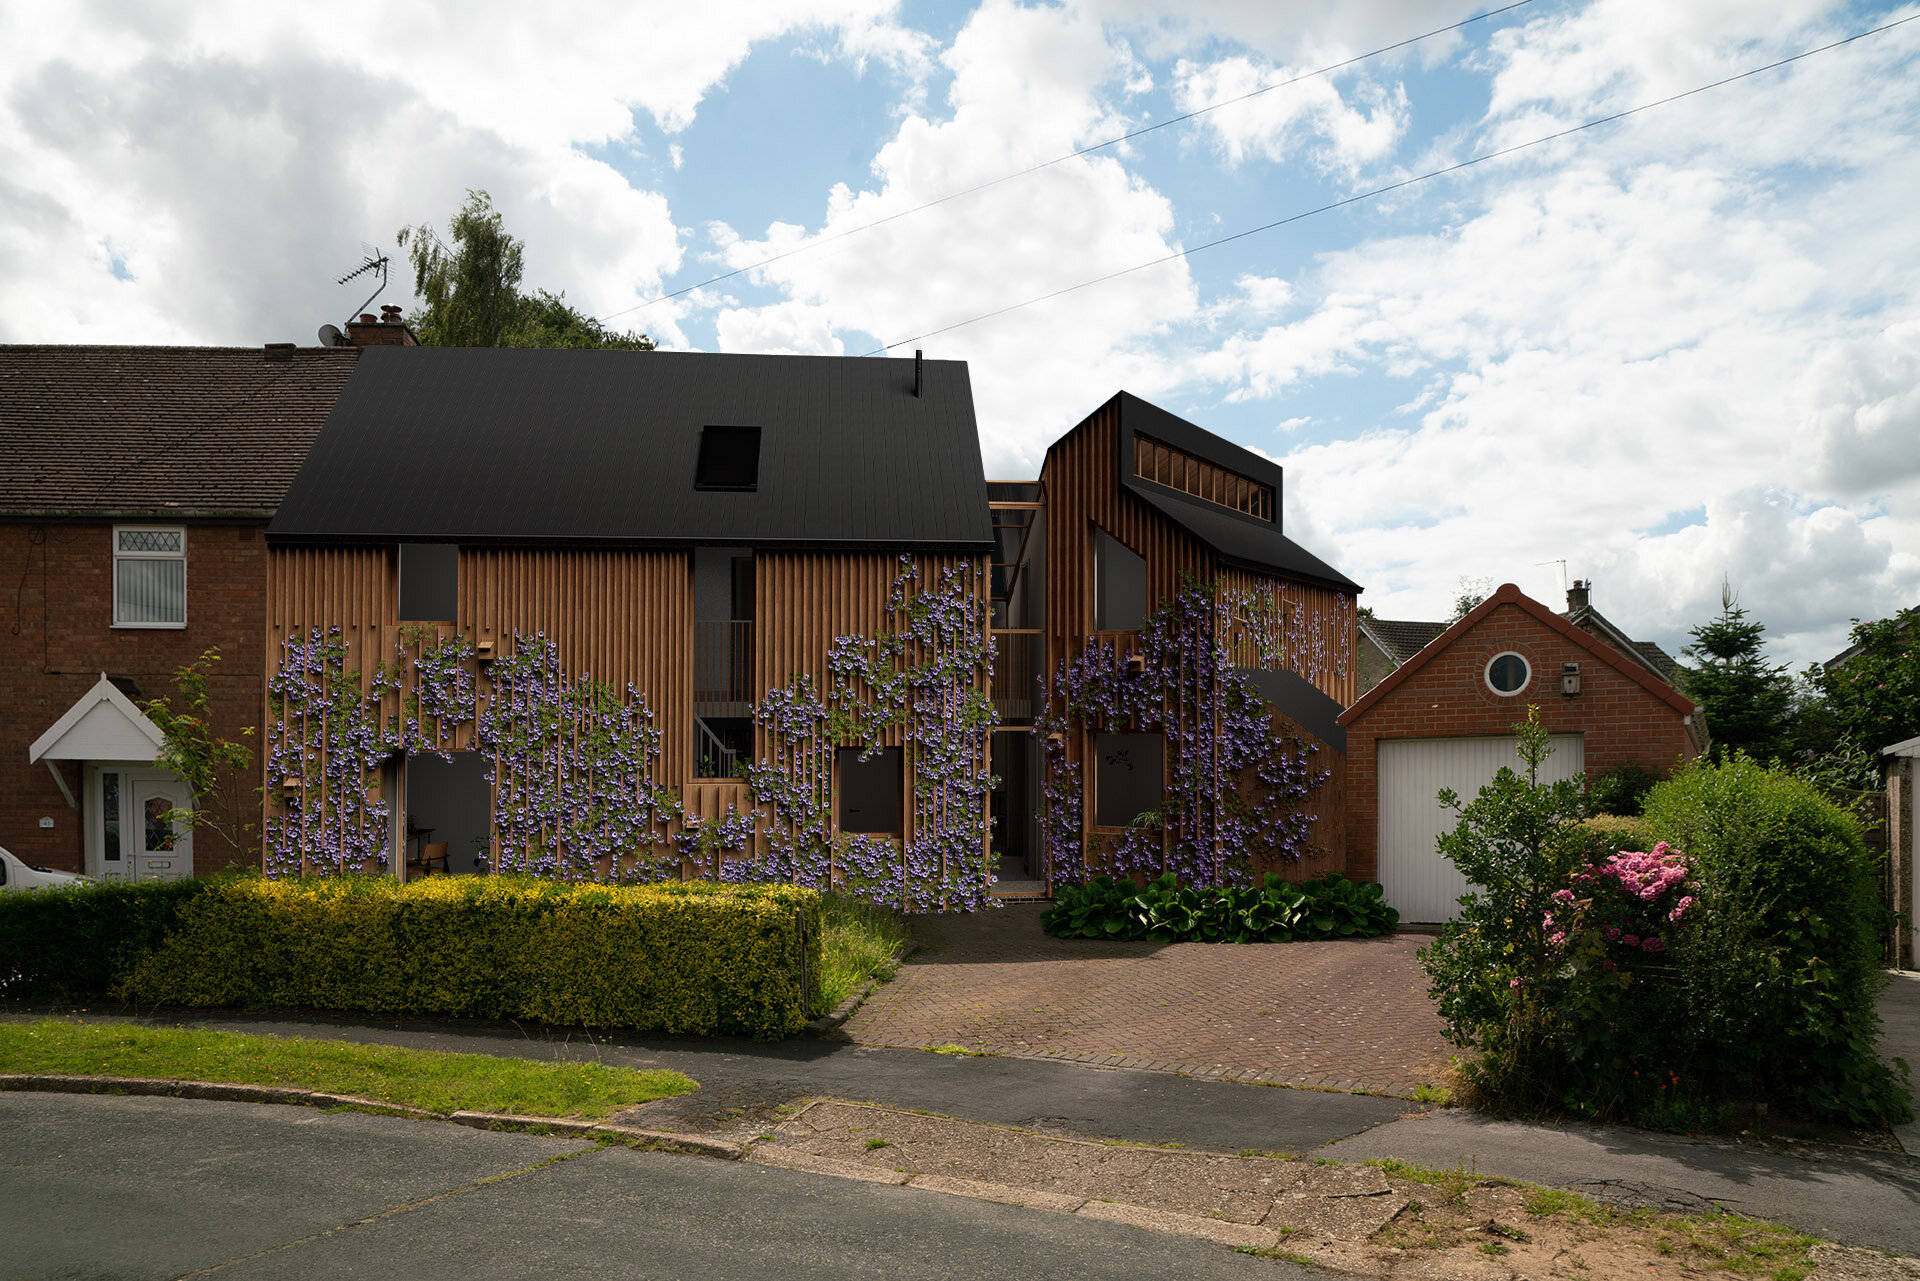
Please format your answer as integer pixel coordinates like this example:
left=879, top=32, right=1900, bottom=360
left=0, top=844, right=89, bottom=892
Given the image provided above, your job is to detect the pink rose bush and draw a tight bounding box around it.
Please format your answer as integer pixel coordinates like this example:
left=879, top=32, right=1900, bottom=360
left=1546, top=842, right=1696, bottom=971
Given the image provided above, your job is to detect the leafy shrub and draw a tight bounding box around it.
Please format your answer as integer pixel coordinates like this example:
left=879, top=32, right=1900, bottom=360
left=3, top=874, right=821, bottom=1040
left=814, top=892, right=912, bottom=1014
left=1423, top=724, right=1911, bottom=1130
left=0, top=875, right=217, bottom=1001
left=1583, top=762, right=1660, bottom=817
left=1639, top=757, right=1907, bottom=1126
left=1042, top=871, right=1397, bottom=943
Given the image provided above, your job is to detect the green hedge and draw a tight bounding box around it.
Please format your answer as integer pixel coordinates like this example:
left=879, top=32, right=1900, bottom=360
left=2, top=874, right=822, bottom=1041
left=0, top=875, right=216, bottom=1002
left=1042, top=871, right=1398, bottom=942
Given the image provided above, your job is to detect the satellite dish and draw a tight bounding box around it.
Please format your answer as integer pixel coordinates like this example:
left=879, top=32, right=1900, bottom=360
left=317, top=323, right=346, bottom=348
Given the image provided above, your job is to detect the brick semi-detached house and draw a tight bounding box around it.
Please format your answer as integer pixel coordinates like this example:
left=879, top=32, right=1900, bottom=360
left=1337, top=582, right=1704, bottom=923
left=0, top=326, right=404, bottom=879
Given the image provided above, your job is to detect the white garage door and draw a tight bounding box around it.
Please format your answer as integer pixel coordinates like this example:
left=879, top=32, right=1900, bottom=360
left=1378, top=735, right=1585, bottom=923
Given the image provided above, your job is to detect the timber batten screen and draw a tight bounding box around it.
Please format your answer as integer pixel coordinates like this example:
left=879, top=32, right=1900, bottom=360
left=1133, top=432, right=1274, bottom=521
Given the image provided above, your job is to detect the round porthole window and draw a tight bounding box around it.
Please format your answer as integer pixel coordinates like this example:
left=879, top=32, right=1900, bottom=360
left=1485, top=651, right=1530, bottom=695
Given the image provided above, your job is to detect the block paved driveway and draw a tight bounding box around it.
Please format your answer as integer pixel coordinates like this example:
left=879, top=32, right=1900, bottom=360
left=843, top=904, right=1452, bottom=1098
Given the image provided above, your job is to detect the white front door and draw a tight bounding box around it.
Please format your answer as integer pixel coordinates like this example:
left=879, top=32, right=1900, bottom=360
left=129, top=777, right=192, bottom=881
left=87, top=766, right=193, bottom=882
left=1377, top=734, right=1585, bottom=924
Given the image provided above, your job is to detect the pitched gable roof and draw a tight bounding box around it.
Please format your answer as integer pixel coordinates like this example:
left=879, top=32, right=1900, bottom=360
left=0, top=345, right=360, bottom=518
left=1565, top=601, right=1684, bottom=684
left=1051, top=391, right=1360, bottom=592
left=1337, top=582, right=1697, bottom=726
left=269, top=346, right=992, bottom=550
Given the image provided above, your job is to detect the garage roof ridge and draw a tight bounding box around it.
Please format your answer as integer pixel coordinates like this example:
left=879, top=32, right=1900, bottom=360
left=1336, top=582, right=1695, bottom=726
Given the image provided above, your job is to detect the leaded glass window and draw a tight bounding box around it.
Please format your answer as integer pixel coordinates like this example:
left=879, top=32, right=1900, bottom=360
left=113, top=526, right=186, bottom=626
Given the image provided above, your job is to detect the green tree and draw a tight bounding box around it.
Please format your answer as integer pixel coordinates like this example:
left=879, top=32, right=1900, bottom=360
left=1805, top=606, right=1920, bottom=754
left=1678, top=580, right=1791, bottom=763
left=396, top=190, right=655, bottom=350
left=1449, top=576, right=1492, bottom=622
left=141, top=649, right=257, bottom=856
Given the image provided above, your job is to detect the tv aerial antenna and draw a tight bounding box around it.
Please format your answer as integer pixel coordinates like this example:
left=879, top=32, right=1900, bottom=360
left=321, top=247, right=390, bottom=344
left=1535, top=558, right=1568, bottom=592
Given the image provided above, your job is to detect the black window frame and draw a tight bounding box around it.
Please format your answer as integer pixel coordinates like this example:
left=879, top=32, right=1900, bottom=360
left=694, top=425, right=763, bottom=492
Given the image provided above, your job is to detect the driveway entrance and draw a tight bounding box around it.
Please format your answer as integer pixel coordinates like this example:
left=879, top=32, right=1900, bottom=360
left=843, top=905, right=1450, bottom=1098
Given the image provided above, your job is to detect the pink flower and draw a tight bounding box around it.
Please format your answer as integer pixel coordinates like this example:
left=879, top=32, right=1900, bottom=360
left=1509, top=978, right=1525, bottom=989
left=1548, top=931, right=1566, bottom=947
left=1552, top=888, right=1576, bottom=906
left=1622, top=934, right=1641, bottom=948
left=1668, top=896, right=1694, bottom=923
left=1642, top=936, right=1665, bottom=953
left=1603, top=927, right=1621, bottom=941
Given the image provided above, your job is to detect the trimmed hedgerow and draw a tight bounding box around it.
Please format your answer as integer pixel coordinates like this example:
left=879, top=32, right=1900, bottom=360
left=0, top=875, right=217, bottom=1002
left=1042, top=871, right=1398, bottom=943
left=3, top=874, right=821, bottom=1040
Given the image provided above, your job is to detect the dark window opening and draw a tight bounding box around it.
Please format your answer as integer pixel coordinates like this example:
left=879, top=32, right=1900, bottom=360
left=399, top=543, right=459, bottom=621
left=695, top=425, right=762, bottom=491
left=838, top=747, right=903, bottom=834
left=695, top=717, right=753, bottom=779
left=1094, top=732, right=1164, bottom=828
left=1093, top=527, right=1146, bottom=632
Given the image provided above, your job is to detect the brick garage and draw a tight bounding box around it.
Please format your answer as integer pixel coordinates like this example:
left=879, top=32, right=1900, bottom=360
left=1337, top=583, right=1702, bottom=921
left=1, top=343, right=360, bottom=876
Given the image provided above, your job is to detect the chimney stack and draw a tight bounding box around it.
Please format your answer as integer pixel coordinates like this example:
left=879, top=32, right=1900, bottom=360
left=1567, top=579, right=1591, bottom=614
left=345, top=308, right=419, bottom=348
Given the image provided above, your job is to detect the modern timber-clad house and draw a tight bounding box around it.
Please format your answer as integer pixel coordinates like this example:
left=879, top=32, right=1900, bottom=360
left=996, top=391, right=1362, bottom=890
left=259, top=350, right=1362, bottom=905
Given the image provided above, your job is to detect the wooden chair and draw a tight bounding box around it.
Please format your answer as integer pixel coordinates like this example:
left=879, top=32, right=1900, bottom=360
left=407, top=840, right=450, bottom=878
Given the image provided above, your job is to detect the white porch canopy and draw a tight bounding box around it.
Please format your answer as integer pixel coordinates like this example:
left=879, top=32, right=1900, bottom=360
left=30, top=673, right=167, bottom=764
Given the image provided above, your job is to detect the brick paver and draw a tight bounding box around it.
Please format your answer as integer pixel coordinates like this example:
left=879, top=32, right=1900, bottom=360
left=843, top=904, right=1452, bottom=1098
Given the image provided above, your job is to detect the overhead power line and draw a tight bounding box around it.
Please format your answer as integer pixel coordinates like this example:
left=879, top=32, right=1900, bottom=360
left=594, top=0, right=1540, bottom=323
left=858, top=11, right=1919, bottom=356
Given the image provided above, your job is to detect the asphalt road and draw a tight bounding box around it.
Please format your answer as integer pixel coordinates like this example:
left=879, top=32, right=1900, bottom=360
left=2, top=1092, right=1309, bottom=1281
left=12, top=1006, right=1410, bottom=1154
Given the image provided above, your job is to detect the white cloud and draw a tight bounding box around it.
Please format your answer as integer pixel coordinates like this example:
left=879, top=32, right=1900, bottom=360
left=1172, top=55, right=1408, bottom=171
left=0, top=0, right=926, bottom=344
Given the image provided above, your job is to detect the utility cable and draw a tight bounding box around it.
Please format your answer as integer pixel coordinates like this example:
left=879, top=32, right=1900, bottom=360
left=593, top=0, right=1541, bottom=323
left=857, top=10, right=1919, bottom=356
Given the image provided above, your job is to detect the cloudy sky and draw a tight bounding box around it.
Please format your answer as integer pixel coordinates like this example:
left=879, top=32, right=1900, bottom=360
left=3, top=0, right=1916, bottom=667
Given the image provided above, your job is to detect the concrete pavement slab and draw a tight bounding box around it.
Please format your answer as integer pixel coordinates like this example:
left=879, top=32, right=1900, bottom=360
left=1318, top=1108, right=1920, bottom=1256
left=1880, top=970, right=1920, bottom=1155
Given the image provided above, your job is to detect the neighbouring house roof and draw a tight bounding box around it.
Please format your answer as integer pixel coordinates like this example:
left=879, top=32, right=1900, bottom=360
left=1359, top=617, right=1447, bottom=664
left=1884, top=734, right=1920, bottom=758
left=270, top=346, right=993, bottom=551
left=1564, top=601, right=1685, bottom=684
left=0, top=345, right=361, bottom=519
left=1337, top=583, right=1698, bottom=727
left=1825, top=607, right=1917, bottom=671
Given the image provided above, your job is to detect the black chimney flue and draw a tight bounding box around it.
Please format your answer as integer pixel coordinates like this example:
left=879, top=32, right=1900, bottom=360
left=914, top=349, right=923, bottom=399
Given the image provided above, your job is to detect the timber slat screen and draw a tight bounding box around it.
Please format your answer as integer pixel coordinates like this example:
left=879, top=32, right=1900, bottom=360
left=1133, top=432, right=1275, bottom=521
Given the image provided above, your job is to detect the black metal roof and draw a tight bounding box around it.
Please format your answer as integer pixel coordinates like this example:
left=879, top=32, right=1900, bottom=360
left=1238, top=666, right=1347, bottom=753
left=1083, top=391, right=1360, bottom=593
left=269, top=346, right=992, bottom=550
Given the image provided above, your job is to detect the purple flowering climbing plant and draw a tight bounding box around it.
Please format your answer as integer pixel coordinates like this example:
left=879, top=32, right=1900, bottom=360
left=477, top=633, right=679, bottom=880
left=264, top=558, right=993, bottom=908
left=1036, top=576, right=1327, bottom=888
left=743, top=556, right=998, bottom=910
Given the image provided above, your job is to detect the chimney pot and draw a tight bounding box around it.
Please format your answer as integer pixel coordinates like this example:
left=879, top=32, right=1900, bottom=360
left=359, top=314, right=378, bottom=324
left=379, top=305, right=403, bottom=323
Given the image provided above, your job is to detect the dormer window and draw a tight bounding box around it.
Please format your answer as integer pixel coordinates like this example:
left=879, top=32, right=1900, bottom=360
left=695, top=425, right=762, bottom=492
left=112, top=526, right=186, bottom=628
left=1133, top=433, right=1274, bottom=521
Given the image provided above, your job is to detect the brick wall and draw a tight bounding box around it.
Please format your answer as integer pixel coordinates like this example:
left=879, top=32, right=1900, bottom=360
left=0, top=521, right=269, bottom=874
left=1340, top=597, right=1697, bottom=883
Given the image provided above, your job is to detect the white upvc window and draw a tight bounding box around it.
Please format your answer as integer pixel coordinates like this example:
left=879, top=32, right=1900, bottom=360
left=112, top=526, right=187, bottom=628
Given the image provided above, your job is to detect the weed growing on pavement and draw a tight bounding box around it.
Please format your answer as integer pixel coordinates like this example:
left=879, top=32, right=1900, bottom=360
left=815, top=893, right=913, bottom=1014
left=1237, top=1247, right=1318, bottom=1266
left=923, top=1044, right=985, bottom=1056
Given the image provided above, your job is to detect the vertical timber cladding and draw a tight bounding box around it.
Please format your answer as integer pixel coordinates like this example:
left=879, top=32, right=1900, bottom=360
left=1216, top=566, right=1358, bottom=707
left=264, top=545, right=401, bottom=864
left=755, top=550, right=987, bottom=853
left=266, top=546, right=697, bottom=864
left=1042, top=400, right=1214, bottom=864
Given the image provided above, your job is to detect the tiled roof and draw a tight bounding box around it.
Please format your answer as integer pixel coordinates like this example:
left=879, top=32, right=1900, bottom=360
left=1361, top=617, right=1448, bottom=663
left=0, top=345, right=360, bottom=518
left=1565, top=603, right=1684, bottom=686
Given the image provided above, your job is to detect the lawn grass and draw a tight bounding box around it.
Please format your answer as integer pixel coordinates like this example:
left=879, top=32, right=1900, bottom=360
left=814, top=893, right=912, bottom=1015
left=0, top=1018, right=696, bottom=1119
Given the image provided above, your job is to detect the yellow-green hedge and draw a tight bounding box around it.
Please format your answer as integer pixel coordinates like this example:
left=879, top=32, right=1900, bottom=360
left=120, top=875, right=822, bottom=1040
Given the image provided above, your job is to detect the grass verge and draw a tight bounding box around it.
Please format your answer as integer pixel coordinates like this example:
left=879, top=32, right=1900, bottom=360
left=0, top=1018, right=695, bottom=1119
left=813, top=893, right=912, bottom=1015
